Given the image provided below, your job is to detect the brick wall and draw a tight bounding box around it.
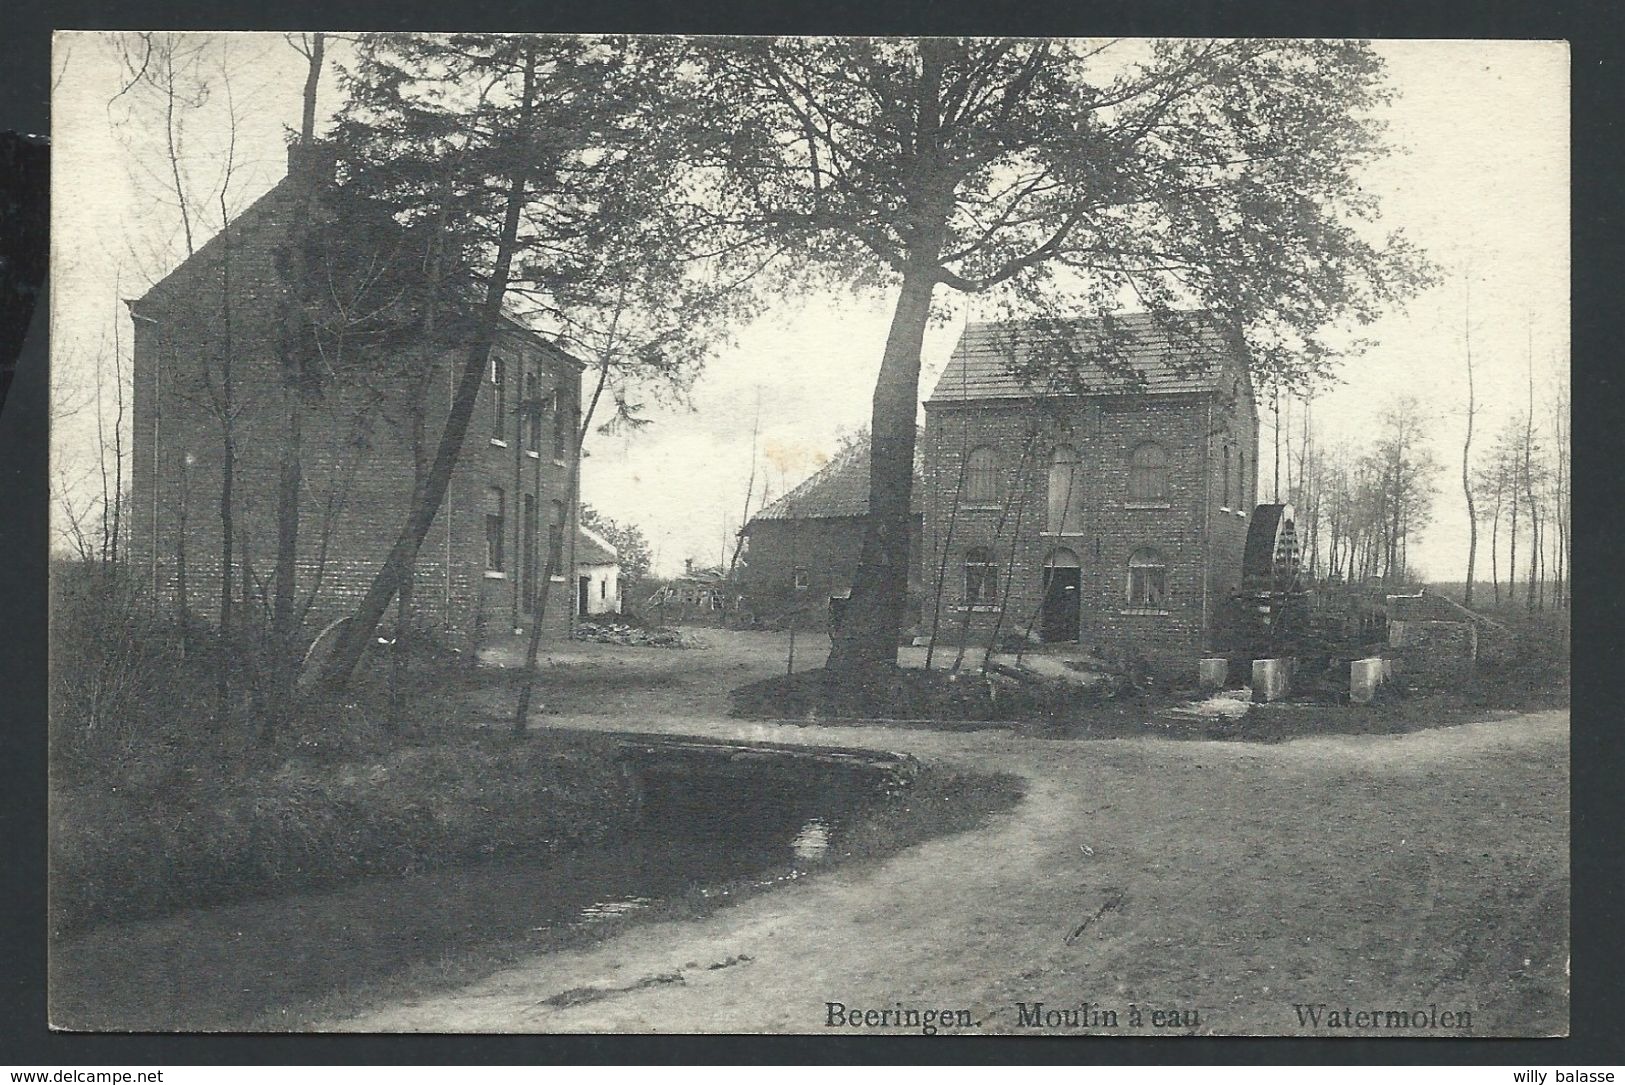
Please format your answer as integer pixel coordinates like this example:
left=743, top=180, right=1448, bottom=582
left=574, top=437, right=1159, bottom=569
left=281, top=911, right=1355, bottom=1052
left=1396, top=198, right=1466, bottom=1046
left=739, top=514, right=925, bottom=630
left=126, top=173, right=581, bottom=648
left=920, top=381, right=1256, bottom=666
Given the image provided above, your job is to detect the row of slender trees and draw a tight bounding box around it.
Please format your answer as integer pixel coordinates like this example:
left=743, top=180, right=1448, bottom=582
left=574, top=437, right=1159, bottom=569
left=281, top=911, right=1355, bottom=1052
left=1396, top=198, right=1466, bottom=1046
left=1281, top=395, right=1441, bottom=586
left=1276, top=370, right=1569, bottom=611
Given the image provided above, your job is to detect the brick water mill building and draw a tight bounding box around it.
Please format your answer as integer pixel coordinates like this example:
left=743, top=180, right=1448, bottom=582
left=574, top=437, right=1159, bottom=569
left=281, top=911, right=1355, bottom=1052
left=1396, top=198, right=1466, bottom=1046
left=920, top=311, right=1259, bottom=669
left=124, top=144, right=585, bottom=646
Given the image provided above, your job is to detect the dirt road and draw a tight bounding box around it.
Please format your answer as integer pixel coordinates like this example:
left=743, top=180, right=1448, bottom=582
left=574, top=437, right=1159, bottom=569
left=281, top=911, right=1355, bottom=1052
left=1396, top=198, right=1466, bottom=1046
left=328, top=696, right=1569, bottom=1036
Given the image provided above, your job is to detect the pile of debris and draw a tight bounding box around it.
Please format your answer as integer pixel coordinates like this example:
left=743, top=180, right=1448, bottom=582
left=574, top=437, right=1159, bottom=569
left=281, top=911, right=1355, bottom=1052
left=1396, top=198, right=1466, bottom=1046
left=574, top=621, right=705, bottom=649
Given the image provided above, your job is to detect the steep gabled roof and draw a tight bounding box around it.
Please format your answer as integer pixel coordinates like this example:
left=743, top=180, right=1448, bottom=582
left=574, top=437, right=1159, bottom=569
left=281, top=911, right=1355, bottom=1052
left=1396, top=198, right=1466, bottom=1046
left=926, top=310, right=1240, bottom=404
left=132, top=175, right=306, bottom=312
left=749, top=438, right=925, bottom=523
left=130, top=155, right=585, bottom=371
left=575, top=524, right=619, bottom=566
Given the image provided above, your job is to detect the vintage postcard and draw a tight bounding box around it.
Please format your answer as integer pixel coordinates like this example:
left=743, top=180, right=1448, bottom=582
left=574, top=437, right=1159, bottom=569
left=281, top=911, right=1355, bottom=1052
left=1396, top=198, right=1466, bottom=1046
left=47, top=33, right=1569, bottom=1036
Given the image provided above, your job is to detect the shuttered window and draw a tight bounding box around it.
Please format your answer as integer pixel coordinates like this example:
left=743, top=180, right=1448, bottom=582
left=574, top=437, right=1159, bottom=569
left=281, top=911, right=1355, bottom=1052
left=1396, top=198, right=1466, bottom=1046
left=1128, top=442, right=1169, bottom=503
left=965, top=446, right=1000, bottom=505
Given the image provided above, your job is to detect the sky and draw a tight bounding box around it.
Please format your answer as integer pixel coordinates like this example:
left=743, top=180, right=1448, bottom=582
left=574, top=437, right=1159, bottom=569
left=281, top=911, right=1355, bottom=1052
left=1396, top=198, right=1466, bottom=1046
left=50, top=35, right=1569, bottom=581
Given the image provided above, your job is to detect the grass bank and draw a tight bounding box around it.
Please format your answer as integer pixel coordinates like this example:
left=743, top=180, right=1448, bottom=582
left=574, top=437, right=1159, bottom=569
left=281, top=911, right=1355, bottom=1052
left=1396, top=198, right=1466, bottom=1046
left=49, top=565, right=642, bottom=937
left=50, top=761, right=1024, bottom=1031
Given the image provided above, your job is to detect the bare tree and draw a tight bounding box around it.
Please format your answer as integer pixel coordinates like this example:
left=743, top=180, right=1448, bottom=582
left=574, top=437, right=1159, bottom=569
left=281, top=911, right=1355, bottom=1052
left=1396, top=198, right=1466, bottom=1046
left=1473, top=439, right=1508, bottom=605
left=1523, top=326, right=1540, bottom=611
left=270, top=32, right=328, bottom=684
left=1461, top=274, right=1478, bottom=605
left=726, top=390, right=762, bottom=582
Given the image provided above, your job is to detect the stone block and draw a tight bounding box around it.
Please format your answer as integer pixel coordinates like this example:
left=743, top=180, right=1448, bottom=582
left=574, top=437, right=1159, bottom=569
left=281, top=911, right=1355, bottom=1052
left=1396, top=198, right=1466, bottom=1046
left=1350, top=656, right=1386, bottom=705
left=1251, top=658, right=1291, bottom=702
left=1198, top=657, right=1229, bottom=691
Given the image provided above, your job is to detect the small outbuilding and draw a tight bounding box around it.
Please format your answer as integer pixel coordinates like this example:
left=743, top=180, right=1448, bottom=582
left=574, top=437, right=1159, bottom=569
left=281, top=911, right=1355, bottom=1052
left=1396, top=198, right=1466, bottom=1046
left=738, top=440, right=925, bottom=631
left=574, top=525, right=621, bottom=616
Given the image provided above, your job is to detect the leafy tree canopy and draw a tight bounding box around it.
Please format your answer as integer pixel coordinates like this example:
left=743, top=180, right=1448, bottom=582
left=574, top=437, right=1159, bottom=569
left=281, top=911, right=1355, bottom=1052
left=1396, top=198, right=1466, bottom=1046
left=686, top=37, right=1434, bottom=393
left=580, top=503, right=653, bottom=589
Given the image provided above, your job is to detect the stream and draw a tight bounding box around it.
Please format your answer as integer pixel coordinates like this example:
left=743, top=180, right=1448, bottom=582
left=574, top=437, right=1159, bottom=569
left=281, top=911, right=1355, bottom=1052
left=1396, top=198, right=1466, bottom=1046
left=50, top=753, right=884, bottom=1031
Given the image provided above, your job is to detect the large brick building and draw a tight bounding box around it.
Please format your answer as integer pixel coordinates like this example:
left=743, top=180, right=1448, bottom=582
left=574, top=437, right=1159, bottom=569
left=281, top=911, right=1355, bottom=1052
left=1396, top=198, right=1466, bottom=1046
left=125, top=145, right=584, bottom=644
left=739, top=441, right=924, bottom=631
left=921, top=312, right=1258, bottom=664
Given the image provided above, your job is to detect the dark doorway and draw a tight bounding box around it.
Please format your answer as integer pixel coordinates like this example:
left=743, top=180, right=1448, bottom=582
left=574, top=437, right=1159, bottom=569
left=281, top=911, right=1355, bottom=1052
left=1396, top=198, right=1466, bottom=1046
left=1041, top=549, right=1082, bottom=643
left=578, top=576, right=591, bottom=617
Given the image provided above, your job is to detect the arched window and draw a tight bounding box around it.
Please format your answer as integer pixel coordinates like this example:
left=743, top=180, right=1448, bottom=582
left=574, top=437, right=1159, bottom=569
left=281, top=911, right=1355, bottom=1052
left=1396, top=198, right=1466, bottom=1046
left=1128, top=442, right=1169, bottom=503
left=1238, top=449, right=1248, bottom=510
left=963, top=546, right=997, bottom=605
left=1127, top=547, right=1167, bottom=609
left=965, top=446, right=1000, bottom=505
left=1047, top=445, right=1084, bottom=534
left=1222, top=443, right=1232, bottom=509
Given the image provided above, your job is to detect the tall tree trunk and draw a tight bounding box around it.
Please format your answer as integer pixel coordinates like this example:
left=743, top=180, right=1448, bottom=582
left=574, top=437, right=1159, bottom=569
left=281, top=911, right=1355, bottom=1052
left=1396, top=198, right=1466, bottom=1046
left=1488, top=488, right=1501, bottom=605
left=1521, top=490, right=1534, bottom=610
left=273, top=34, right=325, bottom=671
left=318, top=45, right=540, bottom=692
left=726, top=390, right=760, bottom=582
left=1508, top=459, right=1519, bottom=605
left=827, top=264, right=937, bottom=670
left=1271, top=387, right=1281, bottom=502
left=215, top=204, right=236, bottom=731
left=1461, top=278, right=1477, bottom=605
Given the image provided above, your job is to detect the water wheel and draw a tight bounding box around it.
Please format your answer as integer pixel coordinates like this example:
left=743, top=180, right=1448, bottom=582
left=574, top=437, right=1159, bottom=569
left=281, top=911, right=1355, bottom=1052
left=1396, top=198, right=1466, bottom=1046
left=1244, top=503, right=1303, bottom=594
left=1238, top=503, right=1306, bottom=651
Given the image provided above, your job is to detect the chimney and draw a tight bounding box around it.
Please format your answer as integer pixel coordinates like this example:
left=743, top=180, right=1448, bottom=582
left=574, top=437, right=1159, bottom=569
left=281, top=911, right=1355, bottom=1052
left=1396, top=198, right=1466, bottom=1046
left=286, top=140, right=337, bottom=184
left=684, top=558, right=694, bottom=577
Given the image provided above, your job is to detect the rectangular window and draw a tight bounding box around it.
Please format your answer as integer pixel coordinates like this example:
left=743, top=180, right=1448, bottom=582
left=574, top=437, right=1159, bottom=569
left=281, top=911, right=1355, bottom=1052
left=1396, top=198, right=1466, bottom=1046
left=524, top=367, right=540, bottom=453
left=965, top=447, right=999, bottom=505
left=548, top=500, right=564, bottom=574
left=1128, top=567, right=1166, bottom=607
left=793, top=567, right=810, bottom=590
left=553, top=391, right=570, bottom=461
left=1127, top=549, right=1167, bottom=609
left=963, top=547, right=997, bottom=605
left=1129, top=443, right=1170, bottom=503
left=490, top=354, right=507, bottom=441
left=485, top=486, right=506, bottom=572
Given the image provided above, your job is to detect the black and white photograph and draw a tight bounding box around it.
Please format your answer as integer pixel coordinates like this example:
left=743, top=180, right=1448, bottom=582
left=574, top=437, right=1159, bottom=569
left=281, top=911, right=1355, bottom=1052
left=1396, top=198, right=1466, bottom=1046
left=44, top=32, right=1569, bottom=1036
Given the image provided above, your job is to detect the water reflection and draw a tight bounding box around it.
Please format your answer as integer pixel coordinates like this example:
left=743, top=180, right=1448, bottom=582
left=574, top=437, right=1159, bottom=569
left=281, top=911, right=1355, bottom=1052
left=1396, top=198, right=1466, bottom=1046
left=578, top=896, right=653, bottom=923
left=790, top=818, right=831, bottom=862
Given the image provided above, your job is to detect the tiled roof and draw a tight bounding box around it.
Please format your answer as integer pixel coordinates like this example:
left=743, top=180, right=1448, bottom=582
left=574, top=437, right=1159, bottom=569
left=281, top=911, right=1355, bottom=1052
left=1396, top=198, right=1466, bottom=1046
left=132, top=169, right=585, bottom=370
left=575, top=525, right=619, bottom=566
left=926, top=310, right=1237, bottom=404
left=749, top=439, right=925, bottom=523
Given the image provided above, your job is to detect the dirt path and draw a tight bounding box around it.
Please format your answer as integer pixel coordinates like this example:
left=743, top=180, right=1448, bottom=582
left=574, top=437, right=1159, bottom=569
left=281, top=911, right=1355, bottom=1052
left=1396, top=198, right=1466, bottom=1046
left=327, top=708, right=1568, bottom=1036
